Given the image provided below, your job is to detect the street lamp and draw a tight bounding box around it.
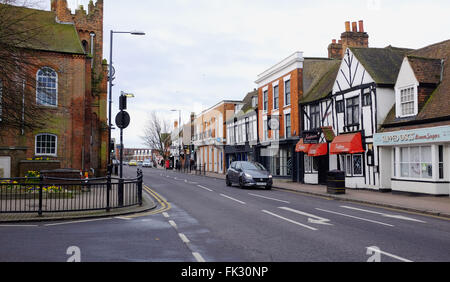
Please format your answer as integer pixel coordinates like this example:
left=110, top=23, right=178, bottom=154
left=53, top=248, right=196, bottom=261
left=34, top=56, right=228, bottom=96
left=171, top=109, right=182, bottom=170
left=107, top=30, right=145, bottom=176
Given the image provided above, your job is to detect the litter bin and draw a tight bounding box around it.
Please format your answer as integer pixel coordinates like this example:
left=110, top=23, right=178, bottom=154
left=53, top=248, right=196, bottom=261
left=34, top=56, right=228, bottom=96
left=327, top=170, right=346, bottom=195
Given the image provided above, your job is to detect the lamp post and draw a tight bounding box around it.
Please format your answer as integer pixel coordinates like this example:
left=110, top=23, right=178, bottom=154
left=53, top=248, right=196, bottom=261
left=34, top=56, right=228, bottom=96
left=107, top=30, right=145, bottom=176
left=171, top=109, right=182, bottom=170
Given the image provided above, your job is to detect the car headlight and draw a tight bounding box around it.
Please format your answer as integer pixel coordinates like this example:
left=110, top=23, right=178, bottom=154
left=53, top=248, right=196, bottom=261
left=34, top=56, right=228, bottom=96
left=269, top=175, right=273, bottom=178
left=244, top=173, right=252, bottom=179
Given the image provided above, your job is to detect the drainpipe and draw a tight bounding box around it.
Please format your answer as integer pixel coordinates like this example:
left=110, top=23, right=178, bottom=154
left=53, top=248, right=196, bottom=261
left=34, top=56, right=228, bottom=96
left=440, top=59, right=445, bottom=83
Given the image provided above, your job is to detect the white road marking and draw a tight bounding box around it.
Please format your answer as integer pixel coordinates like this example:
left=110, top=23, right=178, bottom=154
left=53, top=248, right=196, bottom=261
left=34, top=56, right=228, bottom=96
left=0, top=225, right=38, bottom=227
left=197, top=185, right=213, bottom=192
left=45, top=217, right=113, bottom=226
left=178, top=233, right=190, bottom=243
left=249, top=193, right=290, bottom=204
left=316, top=208, right=394, bottom=227
left=366, top=246, right=413, bottom=262
left=162, top=212, right=170, bottom=218
left=341, top=206, right=426, bottom=223
left=262, top=210, right=318, bottom=231
left=192, top=252, right=206, bottom=262
left=220, top=194, right=246, bottom=205
left=115, top=217, right=132, bottom=220
left=280, top=207, right=333, bottom=226
left=169, top=220, right=177, bottom=229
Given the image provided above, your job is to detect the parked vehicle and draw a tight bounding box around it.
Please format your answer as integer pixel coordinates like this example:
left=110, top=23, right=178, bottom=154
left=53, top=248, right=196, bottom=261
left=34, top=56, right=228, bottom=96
left=226, top=161, right=273, bottom=190
left=128, top=160, right=137, bottom=166
left=137, top=161, right=143, bottom=166
left=142, top=160, right=153, bottom=168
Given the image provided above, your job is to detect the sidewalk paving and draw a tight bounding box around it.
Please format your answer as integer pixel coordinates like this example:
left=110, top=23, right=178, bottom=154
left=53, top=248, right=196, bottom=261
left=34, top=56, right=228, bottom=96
left=0, top=191, right=157, bottom=224
left=176, top=169, right=450, bottom=219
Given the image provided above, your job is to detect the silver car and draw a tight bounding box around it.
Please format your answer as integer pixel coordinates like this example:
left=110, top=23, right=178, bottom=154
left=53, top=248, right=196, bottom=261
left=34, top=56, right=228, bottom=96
left=226, top=161, right=273, bottom=190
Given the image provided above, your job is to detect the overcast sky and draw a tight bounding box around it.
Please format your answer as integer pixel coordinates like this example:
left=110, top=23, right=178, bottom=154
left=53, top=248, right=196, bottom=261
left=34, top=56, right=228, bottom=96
left=41, top=0, right=450, bottom=148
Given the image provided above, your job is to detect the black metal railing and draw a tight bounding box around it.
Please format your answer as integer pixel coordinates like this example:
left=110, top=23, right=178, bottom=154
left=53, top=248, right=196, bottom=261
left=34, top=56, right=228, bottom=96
left=0, top=169, right=143, bottom=216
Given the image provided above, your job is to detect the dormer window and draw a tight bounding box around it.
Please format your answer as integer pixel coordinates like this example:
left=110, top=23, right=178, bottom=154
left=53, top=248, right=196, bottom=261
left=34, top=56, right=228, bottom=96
left=399, top=86, right=416, bottom=117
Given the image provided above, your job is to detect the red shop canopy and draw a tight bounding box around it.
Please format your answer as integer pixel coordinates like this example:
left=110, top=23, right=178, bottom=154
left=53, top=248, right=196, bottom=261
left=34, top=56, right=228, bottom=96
left=330, top=132, right=365, bottom=155
left=308, top=143, right=328, bottom=157
left=295, top=139, right=312, bottom=153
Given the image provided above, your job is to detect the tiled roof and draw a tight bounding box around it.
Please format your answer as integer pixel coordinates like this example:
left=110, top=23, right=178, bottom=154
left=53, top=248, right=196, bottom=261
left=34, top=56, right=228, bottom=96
left=4, top=4, right=85, bottom=54
left=407, top=56, right=442, bottom=85
left=382, top=39, right=450, bottom=127
left=300, top=59, right=341, bottom=104
left=349, top=46, right=413, bottom=85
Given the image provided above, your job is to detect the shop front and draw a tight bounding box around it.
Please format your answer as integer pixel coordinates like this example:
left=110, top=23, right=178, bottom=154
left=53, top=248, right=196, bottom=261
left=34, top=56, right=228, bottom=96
left=330, top=132, right=366, bottom=189
left=374, top=126, right=450, bottom=196
left=296, top=139, right=329, bottom=185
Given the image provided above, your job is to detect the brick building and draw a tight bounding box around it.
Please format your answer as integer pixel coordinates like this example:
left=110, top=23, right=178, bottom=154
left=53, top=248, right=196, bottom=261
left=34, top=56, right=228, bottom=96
left=193, top=101, right=241, bottom=174
left=0, top=0, right=108, bottom=177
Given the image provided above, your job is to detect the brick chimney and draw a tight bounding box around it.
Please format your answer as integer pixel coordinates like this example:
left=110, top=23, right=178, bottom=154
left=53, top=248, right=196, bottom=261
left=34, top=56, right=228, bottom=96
left=328, top=20, right=369, bottom=59
left=51, top=0, right=73, bottom=23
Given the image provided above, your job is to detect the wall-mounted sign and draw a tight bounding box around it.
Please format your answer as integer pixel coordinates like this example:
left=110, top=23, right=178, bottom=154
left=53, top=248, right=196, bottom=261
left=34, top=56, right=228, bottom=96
left=374, top=125, right=450, bottom=146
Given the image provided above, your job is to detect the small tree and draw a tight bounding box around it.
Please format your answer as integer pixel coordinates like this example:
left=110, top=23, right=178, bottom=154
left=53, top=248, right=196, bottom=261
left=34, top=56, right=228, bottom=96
left=141, top=111, right=172, bottom=161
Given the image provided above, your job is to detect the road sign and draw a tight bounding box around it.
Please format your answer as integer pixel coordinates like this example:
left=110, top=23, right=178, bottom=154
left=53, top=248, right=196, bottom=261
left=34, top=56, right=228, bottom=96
left=115, top=111, right=130, bottom=129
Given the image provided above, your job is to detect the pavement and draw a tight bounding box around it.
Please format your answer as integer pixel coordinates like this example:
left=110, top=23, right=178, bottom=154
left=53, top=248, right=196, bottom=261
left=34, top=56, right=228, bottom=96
left=0, top=189, right=157, bottom=223
left=177, top=168, right=450, bottom=219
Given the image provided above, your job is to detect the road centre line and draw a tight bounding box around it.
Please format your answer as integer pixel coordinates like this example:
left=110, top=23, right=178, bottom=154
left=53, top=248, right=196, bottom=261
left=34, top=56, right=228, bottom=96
left=316, top=208, right=394, bottom=227
left=367, top=246, right=413, bottom=262
left=279, top=207, right=333, bottom=226
left=197, top=185, right=213, bottom=192
left=169, top=220, right=178, bottom=229
left=220, top=194, right=246, bottom=205
left=192, top=252, right=206, bottom=262
left=248, top=193, right=290, bottom=204
left=179, top=233, right=190, bottom=243
left=262, top=210, right=318, bottom=231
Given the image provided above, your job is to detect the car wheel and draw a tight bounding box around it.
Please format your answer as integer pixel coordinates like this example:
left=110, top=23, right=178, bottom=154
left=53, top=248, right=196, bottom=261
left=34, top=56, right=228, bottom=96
left=226, top=176, right=232, bottom=187
left=239, top=177, right=245, bottom=189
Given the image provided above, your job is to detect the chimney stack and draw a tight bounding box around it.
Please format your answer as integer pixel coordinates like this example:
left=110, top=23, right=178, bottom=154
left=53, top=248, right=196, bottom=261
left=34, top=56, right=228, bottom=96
left=352, top=22, right=358, bottom=32
left=345, top=21, right=351, bottom=32
left=358, top=20, right=364, bottom=33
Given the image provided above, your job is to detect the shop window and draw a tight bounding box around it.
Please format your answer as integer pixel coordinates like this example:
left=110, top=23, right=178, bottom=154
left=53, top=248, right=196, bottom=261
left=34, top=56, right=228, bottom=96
left=400, top=146, right=432, bottom=179
left=344, top=154, right=363, bottom=177
left=304, top=156, right=318, bottom=174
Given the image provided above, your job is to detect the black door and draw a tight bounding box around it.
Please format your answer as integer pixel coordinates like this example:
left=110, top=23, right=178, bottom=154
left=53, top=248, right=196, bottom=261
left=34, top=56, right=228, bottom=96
left=317, top=155, right=329, bottom=185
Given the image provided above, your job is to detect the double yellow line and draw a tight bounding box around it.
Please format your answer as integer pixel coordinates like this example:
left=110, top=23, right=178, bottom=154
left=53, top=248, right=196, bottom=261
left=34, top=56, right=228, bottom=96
left=124, top=184, right=171, bottom=218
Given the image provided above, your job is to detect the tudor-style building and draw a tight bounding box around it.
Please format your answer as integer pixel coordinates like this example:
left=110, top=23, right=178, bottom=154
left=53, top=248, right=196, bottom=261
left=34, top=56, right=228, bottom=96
left=375, top=40, right=450, bottom=196
left=0, top=1, right=108, bottom=177
left=225, top=90, right=259, bottom=168
left=299, top=21, right=413, bottom=189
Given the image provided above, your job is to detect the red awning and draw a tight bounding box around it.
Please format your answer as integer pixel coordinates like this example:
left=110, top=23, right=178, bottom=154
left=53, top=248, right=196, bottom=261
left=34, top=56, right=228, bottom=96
left=308, top=143, right=328, bottom=157
left=295, top=139, right=312, bottom=153
left=330, top=133, right=365, bottom=155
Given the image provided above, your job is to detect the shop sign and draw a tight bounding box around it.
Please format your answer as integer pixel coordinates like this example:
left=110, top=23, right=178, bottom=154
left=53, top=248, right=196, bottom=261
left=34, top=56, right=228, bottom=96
left=374, top=125, right=450, bottom=146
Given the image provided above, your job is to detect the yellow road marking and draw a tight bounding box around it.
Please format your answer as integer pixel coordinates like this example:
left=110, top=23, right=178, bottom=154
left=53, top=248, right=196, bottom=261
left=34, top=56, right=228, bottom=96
left=123, top=185, right=171, bottom=218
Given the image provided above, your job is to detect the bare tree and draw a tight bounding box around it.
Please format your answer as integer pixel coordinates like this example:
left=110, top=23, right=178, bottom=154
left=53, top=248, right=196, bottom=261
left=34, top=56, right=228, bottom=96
left=0, top=0, right=54, bottom=135
left=141, top=111, right=172, bottom=161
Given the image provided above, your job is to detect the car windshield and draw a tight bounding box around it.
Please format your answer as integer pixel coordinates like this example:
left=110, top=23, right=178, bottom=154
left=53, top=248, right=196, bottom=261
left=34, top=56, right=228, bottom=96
left=241, top=162, right=266, bottom=171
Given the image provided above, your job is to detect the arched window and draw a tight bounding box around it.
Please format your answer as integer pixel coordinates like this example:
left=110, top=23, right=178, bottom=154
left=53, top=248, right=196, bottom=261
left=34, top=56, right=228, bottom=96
left=36, top=67, right=58, bottom=106
left=35, top=133, right=58, bottom=156
left=82, top=40, right=88, bottom=54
